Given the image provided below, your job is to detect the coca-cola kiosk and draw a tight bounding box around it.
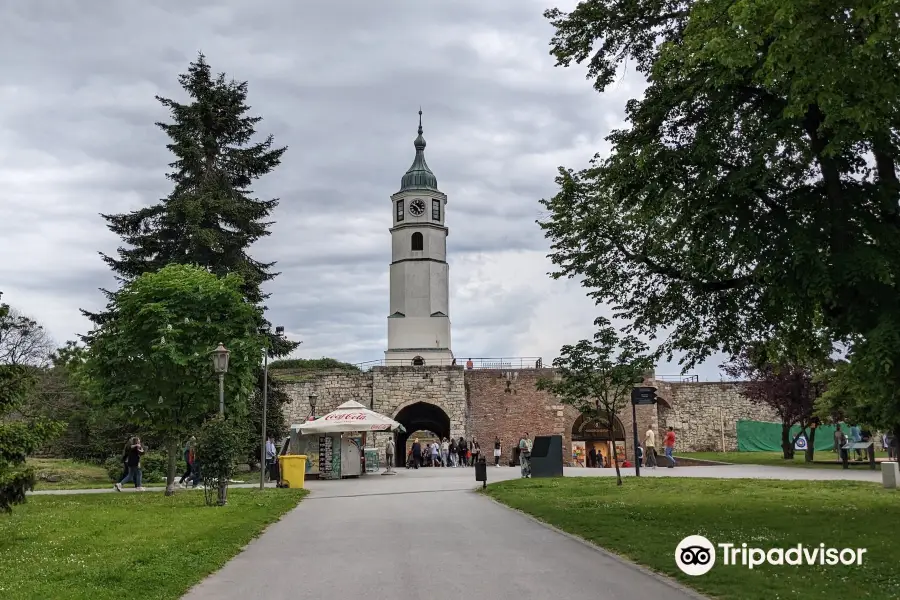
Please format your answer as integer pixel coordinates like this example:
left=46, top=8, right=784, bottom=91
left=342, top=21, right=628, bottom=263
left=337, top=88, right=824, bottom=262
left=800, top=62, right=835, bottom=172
left=292, top=399, right=402, bottom=480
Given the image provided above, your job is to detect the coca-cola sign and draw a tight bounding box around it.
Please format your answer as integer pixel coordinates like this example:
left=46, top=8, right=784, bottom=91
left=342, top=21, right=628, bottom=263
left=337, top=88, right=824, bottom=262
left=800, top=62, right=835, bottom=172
left=324, top=412, right=368, bottom=421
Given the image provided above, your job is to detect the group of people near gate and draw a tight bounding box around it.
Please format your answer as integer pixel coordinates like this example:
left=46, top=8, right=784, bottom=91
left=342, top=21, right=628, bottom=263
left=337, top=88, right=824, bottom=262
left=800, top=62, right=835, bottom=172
left=407, top=436, right=484, bottom=468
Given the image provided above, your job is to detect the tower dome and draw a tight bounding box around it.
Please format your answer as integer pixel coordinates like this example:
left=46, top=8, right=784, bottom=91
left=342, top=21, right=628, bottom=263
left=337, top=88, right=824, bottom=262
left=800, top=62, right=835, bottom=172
left=399, top=110, right=438, bottom=192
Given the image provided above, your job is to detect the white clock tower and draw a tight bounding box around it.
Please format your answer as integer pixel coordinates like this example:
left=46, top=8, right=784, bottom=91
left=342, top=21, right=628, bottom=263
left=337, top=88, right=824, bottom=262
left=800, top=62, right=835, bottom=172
left=385, top=111, right=453, bottom=366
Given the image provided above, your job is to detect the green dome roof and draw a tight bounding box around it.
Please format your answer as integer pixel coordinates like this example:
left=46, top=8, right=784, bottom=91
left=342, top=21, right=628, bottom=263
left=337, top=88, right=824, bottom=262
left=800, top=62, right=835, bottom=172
left=399, top=110, right=438, bottom=192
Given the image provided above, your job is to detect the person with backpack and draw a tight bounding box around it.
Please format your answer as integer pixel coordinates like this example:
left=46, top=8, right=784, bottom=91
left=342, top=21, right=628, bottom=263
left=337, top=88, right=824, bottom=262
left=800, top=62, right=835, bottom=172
left=449, top=438, right=458, bottom=467
left=178, top=436, right=195, bottom=487
left=115, top=437, right=146, bottom=492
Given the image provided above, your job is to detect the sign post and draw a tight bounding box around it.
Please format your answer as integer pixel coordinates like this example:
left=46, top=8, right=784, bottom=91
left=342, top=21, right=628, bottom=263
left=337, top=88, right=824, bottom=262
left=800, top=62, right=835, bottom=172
left=630, top=387, right=658, bottom=477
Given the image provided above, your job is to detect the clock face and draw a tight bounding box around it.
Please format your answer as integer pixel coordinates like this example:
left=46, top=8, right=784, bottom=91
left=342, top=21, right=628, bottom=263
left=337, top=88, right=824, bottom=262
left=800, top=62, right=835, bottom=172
left=409, top=198, right=426, bottom=216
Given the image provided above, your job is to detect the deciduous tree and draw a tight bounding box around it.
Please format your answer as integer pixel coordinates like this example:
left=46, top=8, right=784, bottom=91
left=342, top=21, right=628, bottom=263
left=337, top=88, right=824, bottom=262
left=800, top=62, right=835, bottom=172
left=0, top=294, right=64, bottom=512
left=0, top=306, right=54, bottom=367
left=537, top=1, right=900, bottom=372
left=84, top=264, right=264, bottom=495
left=721, top=343, right=824, bottom=460
left=537, top=317, right=653, bottom=485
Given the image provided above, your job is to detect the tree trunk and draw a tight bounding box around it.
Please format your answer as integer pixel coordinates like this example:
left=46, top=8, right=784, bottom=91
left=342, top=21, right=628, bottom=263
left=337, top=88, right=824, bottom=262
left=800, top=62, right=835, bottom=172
left=805, top=427, right=817, bottom=462
left=165, top=440, right=178, bottom=496
left=781, top=423, right=794, bottom=459
left=607, top=413, right=623, bottom=485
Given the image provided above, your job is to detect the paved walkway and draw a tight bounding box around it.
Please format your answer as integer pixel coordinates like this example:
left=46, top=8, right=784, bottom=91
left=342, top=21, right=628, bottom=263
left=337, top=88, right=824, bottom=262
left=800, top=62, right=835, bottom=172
left=181, top=467, right=704, bottom=600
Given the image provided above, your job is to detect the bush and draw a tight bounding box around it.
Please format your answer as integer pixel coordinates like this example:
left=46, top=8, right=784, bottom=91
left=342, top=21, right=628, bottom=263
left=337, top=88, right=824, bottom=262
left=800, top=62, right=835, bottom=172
left=195, top=416, right=242, bottom=505
left=104, top=450, right=186, bottom=483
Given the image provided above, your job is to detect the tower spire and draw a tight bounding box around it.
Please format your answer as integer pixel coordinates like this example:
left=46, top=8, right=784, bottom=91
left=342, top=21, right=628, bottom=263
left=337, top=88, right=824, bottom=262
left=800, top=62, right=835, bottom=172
left=418, top=107, right=423, bottom=136
left=400, top=109, right=437, bottom=191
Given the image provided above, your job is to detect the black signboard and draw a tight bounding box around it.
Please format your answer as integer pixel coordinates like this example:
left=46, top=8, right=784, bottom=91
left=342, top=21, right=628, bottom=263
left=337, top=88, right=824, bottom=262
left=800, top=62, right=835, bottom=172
left=631, top=386, right=657, bottom=405
left=319, top=435, right=333, bottom=476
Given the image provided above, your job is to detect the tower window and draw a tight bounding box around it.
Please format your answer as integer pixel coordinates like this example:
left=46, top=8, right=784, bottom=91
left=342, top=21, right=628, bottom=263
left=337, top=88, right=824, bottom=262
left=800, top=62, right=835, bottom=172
left=411, top=232, right=424, bottom=251
left=432, top=199, right=441, bottom=221
left=396, top=200, right=404, bottom=222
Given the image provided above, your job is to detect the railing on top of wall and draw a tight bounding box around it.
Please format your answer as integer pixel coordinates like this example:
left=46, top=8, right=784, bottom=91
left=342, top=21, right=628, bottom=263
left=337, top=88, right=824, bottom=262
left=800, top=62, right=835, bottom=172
left=654, top=374, right=701, bottom=382
left=353, top=357, right=545, bottom=371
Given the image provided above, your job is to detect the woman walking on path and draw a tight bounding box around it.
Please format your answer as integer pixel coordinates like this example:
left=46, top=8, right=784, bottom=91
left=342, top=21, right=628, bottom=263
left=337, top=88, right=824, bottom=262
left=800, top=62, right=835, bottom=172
left=471, top=439, right=481, bottom=464
left=115, top=437, right=146, bottom=491
left=493, top=436, right=502, bottom=467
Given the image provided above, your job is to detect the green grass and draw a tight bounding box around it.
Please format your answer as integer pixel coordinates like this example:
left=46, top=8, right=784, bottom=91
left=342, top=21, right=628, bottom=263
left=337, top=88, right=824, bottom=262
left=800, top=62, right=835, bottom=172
left=0, top=488, right=305, bottom=600
left=28, top=458, right=266, bottom=490
left=486, top=477, right=899, bottom=600
left=683, top=450, right=889, bottom=469
left=28, top=458, right=112, bottom=489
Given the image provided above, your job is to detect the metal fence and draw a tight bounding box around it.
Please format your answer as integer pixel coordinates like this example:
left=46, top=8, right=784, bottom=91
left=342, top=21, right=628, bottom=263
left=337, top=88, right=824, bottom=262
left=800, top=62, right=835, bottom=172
left=654, top=374, right=701, bottom=382
left=353, top=357, right=545, bottom=371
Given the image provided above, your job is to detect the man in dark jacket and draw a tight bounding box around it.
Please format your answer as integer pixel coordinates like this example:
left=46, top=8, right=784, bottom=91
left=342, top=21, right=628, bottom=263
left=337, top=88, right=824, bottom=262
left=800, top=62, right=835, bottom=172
left=411, top=438, right=422, bottom=469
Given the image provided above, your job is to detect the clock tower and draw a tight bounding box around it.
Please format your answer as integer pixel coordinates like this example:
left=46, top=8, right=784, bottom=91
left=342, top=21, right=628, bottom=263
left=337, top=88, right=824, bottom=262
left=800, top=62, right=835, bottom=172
left=385, top=112, right=453, bottom=366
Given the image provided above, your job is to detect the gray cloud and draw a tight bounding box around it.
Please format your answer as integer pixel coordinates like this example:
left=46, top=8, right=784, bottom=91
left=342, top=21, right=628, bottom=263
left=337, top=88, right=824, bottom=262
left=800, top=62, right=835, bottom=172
left=0, top=0, right=723, bottom=379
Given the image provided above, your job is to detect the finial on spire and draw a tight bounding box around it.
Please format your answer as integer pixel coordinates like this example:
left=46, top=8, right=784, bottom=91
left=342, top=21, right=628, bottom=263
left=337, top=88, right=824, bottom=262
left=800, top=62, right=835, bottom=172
left=418, top=108, right=423, bottom=135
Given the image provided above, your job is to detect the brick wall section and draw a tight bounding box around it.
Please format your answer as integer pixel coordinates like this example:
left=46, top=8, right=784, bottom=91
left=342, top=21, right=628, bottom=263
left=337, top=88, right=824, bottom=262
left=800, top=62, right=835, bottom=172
left=652, top=380, right=779, bottom=452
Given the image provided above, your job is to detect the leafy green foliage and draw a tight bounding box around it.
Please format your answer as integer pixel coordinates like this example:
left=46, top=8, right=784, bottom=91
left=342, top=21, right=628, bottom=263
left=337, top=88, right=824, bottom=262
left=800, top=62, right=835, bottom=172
left=0, top=295, right=64, bottom=512
left=537, top=317, right=653, bottom=485
left=84, top=264, right=264, bottom=494
left=721, top=342, right=825, bottom=460
left=196, top=415, right=242, bottom=506
left=538, top=1, right=900, bottom=372
left=269, top=358, right=359, bottom=371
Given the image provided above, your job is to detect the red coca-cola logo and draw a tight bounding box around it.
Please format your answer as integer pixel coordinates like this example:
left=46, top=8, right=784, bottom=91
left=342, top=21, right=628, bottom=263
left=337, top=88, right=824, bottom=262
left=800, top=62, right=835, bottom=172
left=324, top=412, right=368, bottom=421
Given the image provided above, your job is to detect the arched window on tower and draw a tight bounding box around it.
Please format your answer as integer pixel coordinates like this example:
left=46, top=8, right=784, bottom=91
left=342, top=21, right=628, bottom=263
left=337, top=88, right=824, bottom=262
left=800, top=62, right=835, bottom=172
left=411, top=232, right=424, bottom=251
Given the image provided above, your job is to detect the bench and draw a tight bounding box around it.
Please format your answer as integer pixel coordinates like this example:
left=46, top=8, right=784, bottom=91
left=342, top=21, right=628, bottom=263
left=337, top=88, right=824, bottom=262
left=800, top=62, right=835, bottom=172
left=841, top=441, right=877, bottom=470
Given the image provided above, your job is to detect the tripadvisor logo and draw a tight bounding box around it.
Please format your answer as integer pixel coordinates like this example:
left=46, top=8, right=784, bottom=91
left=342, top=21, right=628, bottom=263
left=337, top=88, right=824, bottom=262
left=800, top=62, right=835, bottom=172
left=675, top=535, right=867, bottom=576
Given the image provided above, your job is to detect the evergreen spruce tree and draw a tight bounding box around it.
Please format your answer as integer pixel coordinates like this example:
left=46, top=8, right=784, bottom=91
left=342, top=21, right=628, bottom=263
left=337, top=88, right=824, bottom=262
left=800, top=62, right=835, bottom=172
left=84, top=53, right=298, bottom=455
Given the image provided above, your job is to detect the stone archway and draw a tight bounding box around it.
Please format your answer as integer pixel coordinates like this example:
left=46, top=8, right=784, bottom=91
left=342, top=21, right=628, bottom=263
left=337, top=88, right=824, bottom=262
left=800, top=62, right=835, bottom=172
left=571, top=413, right=627, bottom=467
left=393, top=401, right=451, bottom=467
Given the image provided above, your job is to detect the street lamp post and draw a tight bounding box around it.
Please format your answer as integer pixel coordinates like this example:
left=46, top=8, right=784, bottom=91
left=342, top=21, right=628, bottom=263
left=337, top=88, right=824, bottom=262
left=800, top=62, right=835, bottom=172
left=308, top=393, right=318, bottom=420
left=211, top=343, right=230, bottom=416
left=260, top=326, right=285, bottom=490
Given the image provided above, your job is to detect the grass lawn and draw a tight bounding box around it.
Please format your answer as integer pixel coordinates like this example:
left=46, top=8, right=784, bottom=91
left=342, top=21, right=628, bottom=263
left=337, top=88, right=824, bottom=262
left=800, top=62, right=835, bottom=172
left=486, top=477, right=899, bottom=600
left=28, top=458, right=267, bottom=490
left=0, top=488, right=305, bottom=600
left=683, top=450, right=890, bottom=469
left=28, top=458, right=113, bottom=490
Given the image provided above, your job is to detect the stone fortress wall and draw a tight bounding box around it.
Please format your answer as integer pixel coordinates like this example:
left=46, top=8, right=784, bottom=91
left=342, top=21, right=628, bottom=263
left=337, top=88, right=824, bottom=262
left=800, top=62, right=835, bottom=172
left=279, top=366, right=777, bottom=463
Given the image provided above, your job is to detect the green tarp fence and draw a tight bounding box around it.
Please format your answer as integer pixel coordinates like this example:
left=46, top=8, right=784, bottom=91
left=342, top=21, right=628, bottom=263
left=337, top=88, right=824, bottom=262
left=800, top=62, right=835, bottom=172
left=736, top=420, right=842, bottom=452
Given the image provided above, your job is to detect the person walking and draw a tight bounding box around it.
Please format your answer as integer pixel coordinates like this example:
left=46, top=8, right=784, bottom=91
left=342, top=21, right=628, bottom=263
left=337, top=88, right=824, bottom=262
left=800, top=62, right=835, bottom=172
left=471, top=439, right=481, bottom=465
left=178, top=436, right=195, bottom=487
left=663, top=427, right=676, bottom=468
left=849, top=424, right=863, bottom=460
left=265, top=436, right=278, bottom=480
left=833, top=424, right=843, bottom=453
left=493, top=436, right=502, bottom=467
left=411, top=438, right=422, bottom=469
left=458, top=437, right=468, bottom=467
left=430, top=441, right=440, bottom=467
left=115, top=437, right=146, bottom=491
left=644, top=427, right=657, bottom=468
left=441, top=437, right=450, bottom=467
left=518, top=432, right=532, bottom=478
left=449, top=438, right=458, bottom=466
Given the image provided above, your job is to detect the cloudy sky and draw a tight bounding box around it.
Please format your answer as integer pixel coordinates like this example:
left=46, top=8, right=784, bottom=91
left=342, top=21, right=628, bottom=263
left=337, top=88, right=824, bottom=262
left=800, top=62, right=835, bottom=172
left=0, top=0, right=726, bottom=379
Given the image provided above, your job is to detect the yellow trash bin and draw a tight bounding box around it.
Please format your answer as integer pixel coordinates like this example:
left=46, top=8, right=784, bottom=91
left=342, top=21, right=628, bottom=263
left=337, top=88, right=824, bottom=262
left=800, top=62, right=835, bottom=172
left=278, top=455, right=308, bottom=489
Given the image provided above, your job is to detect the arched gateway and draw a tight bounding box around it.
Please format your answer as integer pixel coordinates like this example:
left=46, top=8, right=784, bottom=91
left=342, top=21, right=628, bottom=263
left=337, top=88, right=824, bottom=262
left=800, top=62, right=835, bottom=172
left=571, top=413, right=627, bottom=467
left=393, top=401, right=451, bottom=467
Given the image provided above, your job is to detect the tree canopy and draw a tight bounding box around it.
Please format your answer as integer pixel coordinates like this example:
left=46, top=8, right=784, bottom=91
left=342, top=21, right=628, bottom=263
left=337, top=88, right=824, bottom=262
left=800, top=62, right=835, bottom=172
left=537, top=316, right=653, bottom=485
left=0, top=294, right=64, bottom=512
left=84, top=264, right=265, bottom=493
left=538, top=1, right=900, bottom=369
